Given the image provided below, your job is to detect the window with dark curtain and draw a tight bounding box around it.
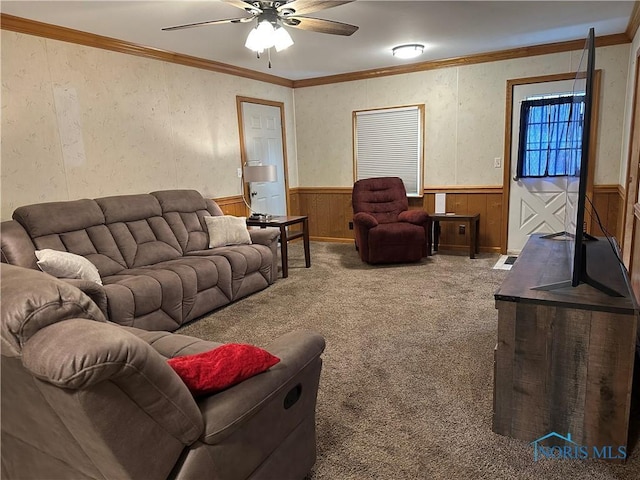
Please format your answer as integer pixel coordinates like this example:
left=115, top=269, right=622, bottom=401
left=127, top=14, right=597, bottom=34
left=517, top=95, right=584, bottom=178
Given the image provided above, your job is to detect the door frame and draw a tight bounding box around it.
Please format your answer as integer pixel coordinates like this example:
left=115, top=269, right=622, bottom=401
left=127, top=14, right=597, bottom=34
left=236, top=96, right=290, bottom=215
left=500, top=71, right=601, bottom=254
left=621, top=47, right=640, bottom=267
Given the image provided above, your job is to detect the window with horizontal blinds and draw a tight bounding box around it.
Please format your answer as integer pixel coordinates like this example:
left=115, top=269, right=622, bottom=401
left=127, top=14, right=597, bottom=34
left=354, top=105, right=424, bottom=197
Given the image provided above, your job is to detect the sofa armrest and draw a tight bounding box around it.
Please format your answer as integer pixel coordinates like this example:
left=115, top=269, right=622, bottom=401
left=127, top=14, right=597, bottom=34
left=1, top=264, right=106, bottom=356
left=353, top=212, right=378, bottom=229
left=248, top=226, right=280, bottom=284
left=196, top=329, right=325, bottom=444
left=22, top=319, right=204, bottom=444
left=0, top=220, right=38, bottom=269
left=398, top=209, right=430, bottom=225
left=248, top=226, right=280, bottom=246
left=61, top=278, right=108, bottom=317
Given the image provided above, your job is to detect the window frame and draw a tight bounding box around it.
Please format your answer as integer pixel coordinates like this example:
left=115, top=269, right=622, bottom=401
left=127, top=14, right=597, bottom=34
left=516, top=94, right=585, bottom=179
left=352, top=104, right=425, bottom=197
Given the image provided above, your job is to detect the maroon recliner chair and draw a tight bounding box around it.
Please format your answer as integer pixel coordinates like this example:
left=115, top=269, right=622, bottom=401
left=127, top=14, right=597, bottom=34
left=352, top=177, right=432, bottom=264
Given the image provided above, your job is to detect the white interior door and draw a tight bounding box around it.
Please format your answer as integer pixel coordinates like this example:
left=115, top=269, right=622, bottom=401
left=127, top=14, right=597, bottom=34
left=241, top=101, right=287, bottom=216
left=507, top=80, right=575, bottom=253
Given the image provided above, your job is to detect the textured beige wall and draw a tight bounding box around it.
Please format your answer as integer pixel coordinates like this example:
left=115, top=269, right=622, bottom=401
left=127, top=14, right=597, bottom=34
left=1, top=30, right=631, bottom=222
left=1, top=31, right=297, bottom=220
left=621, top=30, right=640, bottom=193
left=294, top=44, right=630, bottom=188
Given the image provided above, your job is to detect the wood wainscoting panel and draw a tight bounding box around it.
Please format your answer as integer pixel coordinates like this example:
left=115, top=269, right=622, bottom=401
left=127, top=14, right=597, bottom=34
left=423, top=187, right=503, bottom=253
left=591, top=185, right=623, bottom=239
left=214, top=195, right=247, bottom=217
left=219, top=185, right=615, bottom=254
left=631, top=203, right=640, bottom=299
left=291, top=186, right=503, bottom=251
left=293, top=187, right=353, bottom=242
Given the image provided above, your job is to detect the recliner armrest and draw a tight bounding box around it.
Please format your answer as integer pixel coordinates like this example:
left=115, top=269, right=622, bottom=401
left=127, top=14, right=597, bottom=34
left=22, top=319, right=204, bottom=444
left=353, top=212, right=379, bottom=229
left=398, top=209, right=430, bottom=225
left=61, top=278, right=108, bottom=317
left=196, top=329, right=325, bottom=444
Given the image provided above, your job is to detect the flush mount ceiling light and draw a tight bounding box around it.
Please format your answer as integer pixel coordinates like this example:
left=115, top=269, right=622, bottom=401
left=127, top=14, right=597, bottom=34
left=392, top=44, right=425, bottom=59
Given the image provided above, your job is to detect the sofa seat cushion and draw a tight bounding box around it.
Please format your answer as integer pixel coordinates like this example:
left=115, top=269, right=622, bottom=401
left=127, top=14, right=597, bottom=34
left=187, top=244, right=272, bottom=300
left=139, top=257, right=234, bottom=323
left=368, top=221, right=425, bottom=245
left=102, top=270, right=186, bottom=331
left=367, top=222, right=425, bottom=264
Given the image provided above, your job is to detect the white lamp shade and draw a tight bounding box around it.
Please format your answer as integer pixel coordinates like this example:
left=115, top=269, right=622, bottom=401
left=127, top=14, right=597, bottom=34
left=274, top=26, right=294, bottom=52
left=245, top=27, right=263, bottom=52
left=257, top=21, right=275, bottom=47
left=245, top=21, right=275, bottom=52
left=244, top=164, right=277, bottom=183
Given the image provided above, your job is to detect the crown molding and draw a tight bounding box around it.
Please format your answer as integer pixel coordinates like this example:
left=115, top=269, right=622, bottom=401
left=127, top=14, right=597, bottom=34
left=0, top=14, right=293, bottom=88
left=1, top=13, right=631, bottom=90
left=292, top=33, right=630, bottom=88
left=627, top=2, right=640, bottom=40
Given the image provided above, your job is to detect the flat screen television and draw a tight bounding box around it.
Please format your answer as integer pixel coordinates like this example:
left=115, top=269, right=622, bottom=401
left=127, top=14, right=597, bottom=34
left=536, top=27, right=623, bottom=297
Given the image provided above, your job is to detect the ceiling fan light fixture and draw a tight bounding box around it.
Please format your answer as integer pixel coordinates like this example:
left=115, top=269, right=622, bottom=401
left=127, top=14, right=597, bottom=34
left=245, top=20, right=277, bottom=52
left=273, top=25, right=294, bottom=52
left=392, top=44, right=425, bottom=59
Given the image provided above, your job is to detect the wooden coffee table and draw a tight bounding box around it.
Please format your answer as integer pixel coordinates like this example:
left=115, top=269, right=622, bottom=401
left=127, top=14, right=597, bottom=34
left=246, top=215, right=310, bottom=278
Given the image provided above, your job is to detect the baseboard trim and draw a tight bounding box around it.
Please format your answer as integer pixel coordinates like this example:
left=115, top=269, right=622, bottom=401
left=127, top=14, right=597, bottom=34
left=436, top=244, right=501, bottom=254
left=309, top=236, right=354, bottom=244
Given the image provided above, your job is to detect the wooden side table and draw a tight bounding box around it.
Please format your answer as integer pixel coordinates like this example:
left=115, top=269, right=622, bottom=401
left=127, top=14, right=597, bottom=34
left=430, top=213, right=480, bottom=259
left=246, top=215, right=310, bottom=278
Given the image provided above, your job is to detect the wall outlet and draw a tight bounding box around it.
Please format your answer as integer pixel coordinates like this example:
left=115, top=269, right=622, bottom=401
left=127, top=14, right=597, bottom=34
left=237, top=168, right=243, bottom=178
left=493, top=157, right=501, bottom=168
left=348, top=221, right=354, bottom=230
left=458, top=225, right=466, bottom=234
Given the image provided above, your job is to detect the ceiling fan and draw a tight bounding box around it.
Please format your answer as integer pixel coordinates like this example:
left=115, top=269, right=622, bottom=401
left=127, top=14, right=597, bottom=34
left=162, top=1, right=359, bottom=59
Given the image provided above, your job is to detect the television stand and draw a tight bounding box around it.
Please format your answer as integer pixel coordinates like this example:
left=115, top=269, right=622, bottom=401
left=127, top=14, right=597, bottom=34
left=531, top=239, right=625, bottom=297
left=493, top=234, right=637, bottom=461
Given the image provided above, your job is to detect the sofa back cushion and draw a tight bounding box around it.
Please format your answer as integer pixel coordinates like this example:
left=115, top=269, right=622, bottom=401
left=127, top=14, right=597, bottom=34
left=96, top=194, right=182, bottom=268
left=13, top=199, right=127, bottom=276
left=151, top=190, right=223, bottom=253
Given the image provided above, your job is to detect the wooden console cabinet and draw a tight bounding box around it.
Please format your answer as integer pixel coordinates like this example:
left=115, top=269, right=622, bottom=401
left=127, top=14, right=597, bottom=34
left=493, top=235, right=637, bottom=457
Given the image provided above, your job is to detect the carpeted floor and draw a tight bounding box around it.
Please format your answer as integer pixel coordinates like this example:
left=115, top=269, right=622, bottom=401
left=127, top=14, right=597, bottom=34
left=178, top=241, right=640, bottom=479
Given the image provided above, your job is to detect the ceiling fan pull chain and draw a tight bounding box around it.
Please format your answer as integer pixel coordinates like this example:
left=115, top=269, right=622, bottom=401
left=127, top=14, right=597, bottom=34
left=268, top=48, right=272, bottom=69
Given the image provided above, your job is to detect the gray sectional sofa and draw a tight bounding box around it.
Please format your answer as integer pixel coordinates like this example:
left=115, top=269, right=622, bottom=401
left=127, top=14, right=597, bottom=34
left=0, top=189, right=280, bottom=331
left=1, top=262, right=325, bottom=480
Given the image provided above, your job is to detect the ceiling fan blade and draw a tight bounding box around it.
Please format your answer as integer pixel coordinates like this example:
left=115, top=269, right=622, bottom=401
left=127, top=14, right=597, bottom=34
left=162, top=16, right=254, bottom=31
left=221, top=0, right=262, bottom=14
left=278, top=0, right=354, bottom=16
left=283, top=16, right=358, bottom=36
